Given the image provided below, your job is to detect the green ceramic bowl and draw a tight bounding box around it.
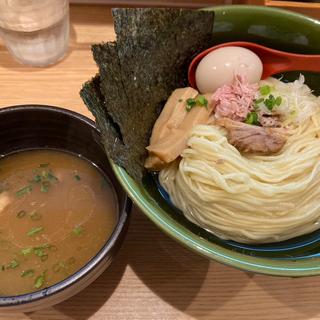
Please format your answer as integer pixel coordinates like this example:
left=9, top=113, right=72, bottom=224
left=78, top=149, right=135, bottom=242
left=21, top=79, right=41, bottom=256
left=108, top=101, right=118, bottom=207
left=112, top=5, right=320, bottom=277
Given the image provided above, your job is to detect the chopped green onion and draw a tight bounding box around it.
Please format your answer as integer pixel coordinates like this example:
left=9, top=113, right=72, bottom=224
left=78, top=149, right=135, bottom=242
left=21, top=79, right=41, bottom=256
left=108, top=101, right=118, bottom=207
left=254, top=98, right=264, bottom=105
left=33, top=168, right=58, bottom=193
left=41, top=170, right=47, bottom=178
left=197, top=95, right=208, bottom=108
left=16, top=185, right=32, bottom=197
left=72, top=226, right=84, bottom=236
left=34, top=248, right=45, bottom=257
left=259, top=85, right=271, bottom=96
left=22, top=244, right=50, bottom=256
left=21, top=269, right=34, bottom=278
left=7, top=259, right=19, bottom=269
left=186, top=98, right=196, bottom=111
left=185, top=96, right=209, bottom=112
left=245, top=112, right=259, bottom=125
left=47, top=172, right=58, bottom=181
left=33, top=175, right=41, bottom=183
left=16, top=210, right=26, bottom=219
left=21, top=247, right=33, bottom=256
left=275, top=96, right=282, bottom=106
left=40, top=182, right=50, bottom=193
left=39, top=163, right=49, bottom=168
left=27, top=226, right=43, bottom=237
left=30, top=211, right=42, bottom=221
left=34, top=247, right=49, bottom=261
left=264, top=94, right=276, bottom=111
left=74, top=174, right=81, bottom=181
left=34, top=272, right=46, bottom=289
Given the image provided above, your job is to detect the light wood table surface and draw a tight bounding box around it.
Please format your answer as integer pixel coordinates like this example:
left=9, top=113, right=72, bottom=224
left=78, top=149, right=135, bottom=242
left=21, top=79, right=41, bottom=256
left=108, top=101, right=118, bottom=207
left=1, top=4, right=320, bottom=320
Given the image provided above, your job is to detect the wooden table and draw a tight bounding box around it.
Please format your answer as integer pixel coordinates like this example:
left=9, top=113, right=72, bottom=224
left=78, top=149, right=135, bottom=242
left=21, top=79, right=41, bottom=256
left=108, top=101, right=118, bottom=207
left=1, top=4, right=320, bottom=320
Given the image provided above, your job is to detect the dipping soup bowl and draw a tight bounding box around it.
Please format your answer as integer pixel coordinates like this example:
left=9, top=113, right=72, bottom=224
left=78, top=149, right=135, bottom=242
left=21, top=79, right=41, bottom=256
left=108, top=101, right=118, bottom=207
left=0, top=105, right=131, bottom=312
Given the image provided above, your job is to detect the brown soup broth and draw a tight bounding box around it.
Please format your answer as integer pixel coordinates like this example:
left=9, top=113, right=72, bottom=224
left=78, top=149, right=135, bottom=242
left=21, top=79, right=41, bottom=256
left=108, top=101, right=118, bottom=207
left=0, top=149, right=118, bottom=296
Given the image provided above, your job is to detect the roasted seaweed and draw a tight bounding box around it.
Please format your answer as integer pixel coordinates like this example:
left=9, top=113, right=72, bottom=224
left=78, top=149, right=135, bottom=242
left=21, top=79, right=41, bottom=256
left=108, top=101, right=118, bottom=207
left=81, top=8, right=215, bottom=182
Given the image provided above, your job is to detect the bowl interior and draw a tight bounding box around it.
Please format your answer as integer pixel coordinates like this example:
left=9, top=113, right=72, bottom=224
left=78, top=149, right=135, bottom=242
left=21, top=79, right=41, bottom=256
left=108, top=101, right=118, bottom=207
left=0, top=105, right=129, bottom=306
left=111, top=5, right=320, bottom=276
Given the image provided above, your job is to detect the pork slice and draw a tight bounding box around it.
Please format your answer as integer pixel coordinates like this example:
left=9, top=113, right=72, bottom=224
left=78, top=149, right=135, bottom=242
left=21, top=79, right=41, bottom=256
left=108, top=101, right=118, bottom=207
left=216, top=118, right=287, bottom=154
left=212, top=74, right=258, bottom=122
left=258, top=113, right=282, bottom=128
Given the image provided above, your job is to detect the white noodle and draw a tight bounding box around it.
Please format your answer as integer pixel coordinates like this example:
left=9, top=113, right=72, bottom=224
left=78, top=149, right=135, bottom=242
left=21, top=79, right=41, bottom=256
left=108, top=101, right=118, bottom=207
left=159, top=111, right=320, bottom=243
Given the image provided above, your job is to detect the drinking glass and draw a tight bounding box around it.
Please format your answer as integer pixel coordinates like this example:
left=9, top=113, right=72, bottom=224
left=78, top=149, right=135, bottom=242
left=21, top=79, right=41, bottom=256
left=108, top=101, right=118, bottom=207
left=0, top=0, right=69, bottom=67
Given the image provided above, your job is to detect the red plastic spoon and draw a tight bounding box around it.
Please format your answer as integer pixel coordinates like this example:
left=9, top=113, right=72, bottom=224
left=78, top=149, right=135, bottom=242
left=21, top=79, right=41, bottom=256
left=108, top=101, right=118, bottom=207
left=188, top=41, right=320, bottom=89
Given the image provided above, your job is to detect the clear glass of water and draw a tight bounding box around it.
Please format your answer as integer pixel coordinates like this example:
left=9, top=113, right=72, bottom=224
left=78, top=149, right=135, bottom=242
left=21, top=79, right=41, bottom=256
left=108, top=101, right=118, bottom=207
left=0, top=0, right=69, bottom=67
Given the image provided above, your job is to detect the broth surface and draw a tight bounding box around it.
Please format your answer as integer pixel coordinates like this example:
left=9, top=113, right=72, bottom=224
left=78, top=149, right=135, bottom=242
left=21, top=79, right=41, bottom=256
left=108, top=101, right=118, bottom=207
left=0, top=149, right=117, bottom=296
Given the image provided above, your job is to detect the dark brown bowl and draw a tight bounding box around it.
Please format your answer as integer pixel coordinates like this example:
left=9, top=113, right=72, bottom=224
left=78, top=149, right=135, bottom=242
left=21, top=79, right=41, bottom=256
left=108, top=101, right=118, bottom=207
left=0, top=105, right=131, bottom=312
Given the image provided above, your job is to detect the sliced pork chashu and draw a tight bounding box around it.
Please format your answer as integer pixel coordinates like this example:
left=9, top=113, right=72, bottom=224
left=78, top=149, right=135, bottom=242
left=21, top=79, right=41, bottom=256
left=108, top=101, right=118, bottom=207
left=216, top=117, right=287, bottom=154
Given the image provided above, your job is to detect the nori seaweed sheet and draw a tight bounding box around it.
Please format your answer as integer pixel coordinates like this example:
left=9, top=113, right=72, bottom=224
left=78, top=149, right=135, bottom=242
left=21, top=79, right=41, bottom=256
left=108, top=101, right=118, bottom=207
left=81, top=75, right=127, bottom=168
left=81, top=8, right=215, bottom=182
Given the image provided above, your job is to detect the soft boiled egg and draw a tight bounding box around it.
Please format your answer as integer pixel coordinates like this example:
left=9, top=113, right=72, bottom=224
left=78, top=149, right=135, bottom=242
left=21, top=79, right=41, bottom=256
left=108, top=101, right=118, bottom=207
left=195, top=46, right=263, bottom=93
